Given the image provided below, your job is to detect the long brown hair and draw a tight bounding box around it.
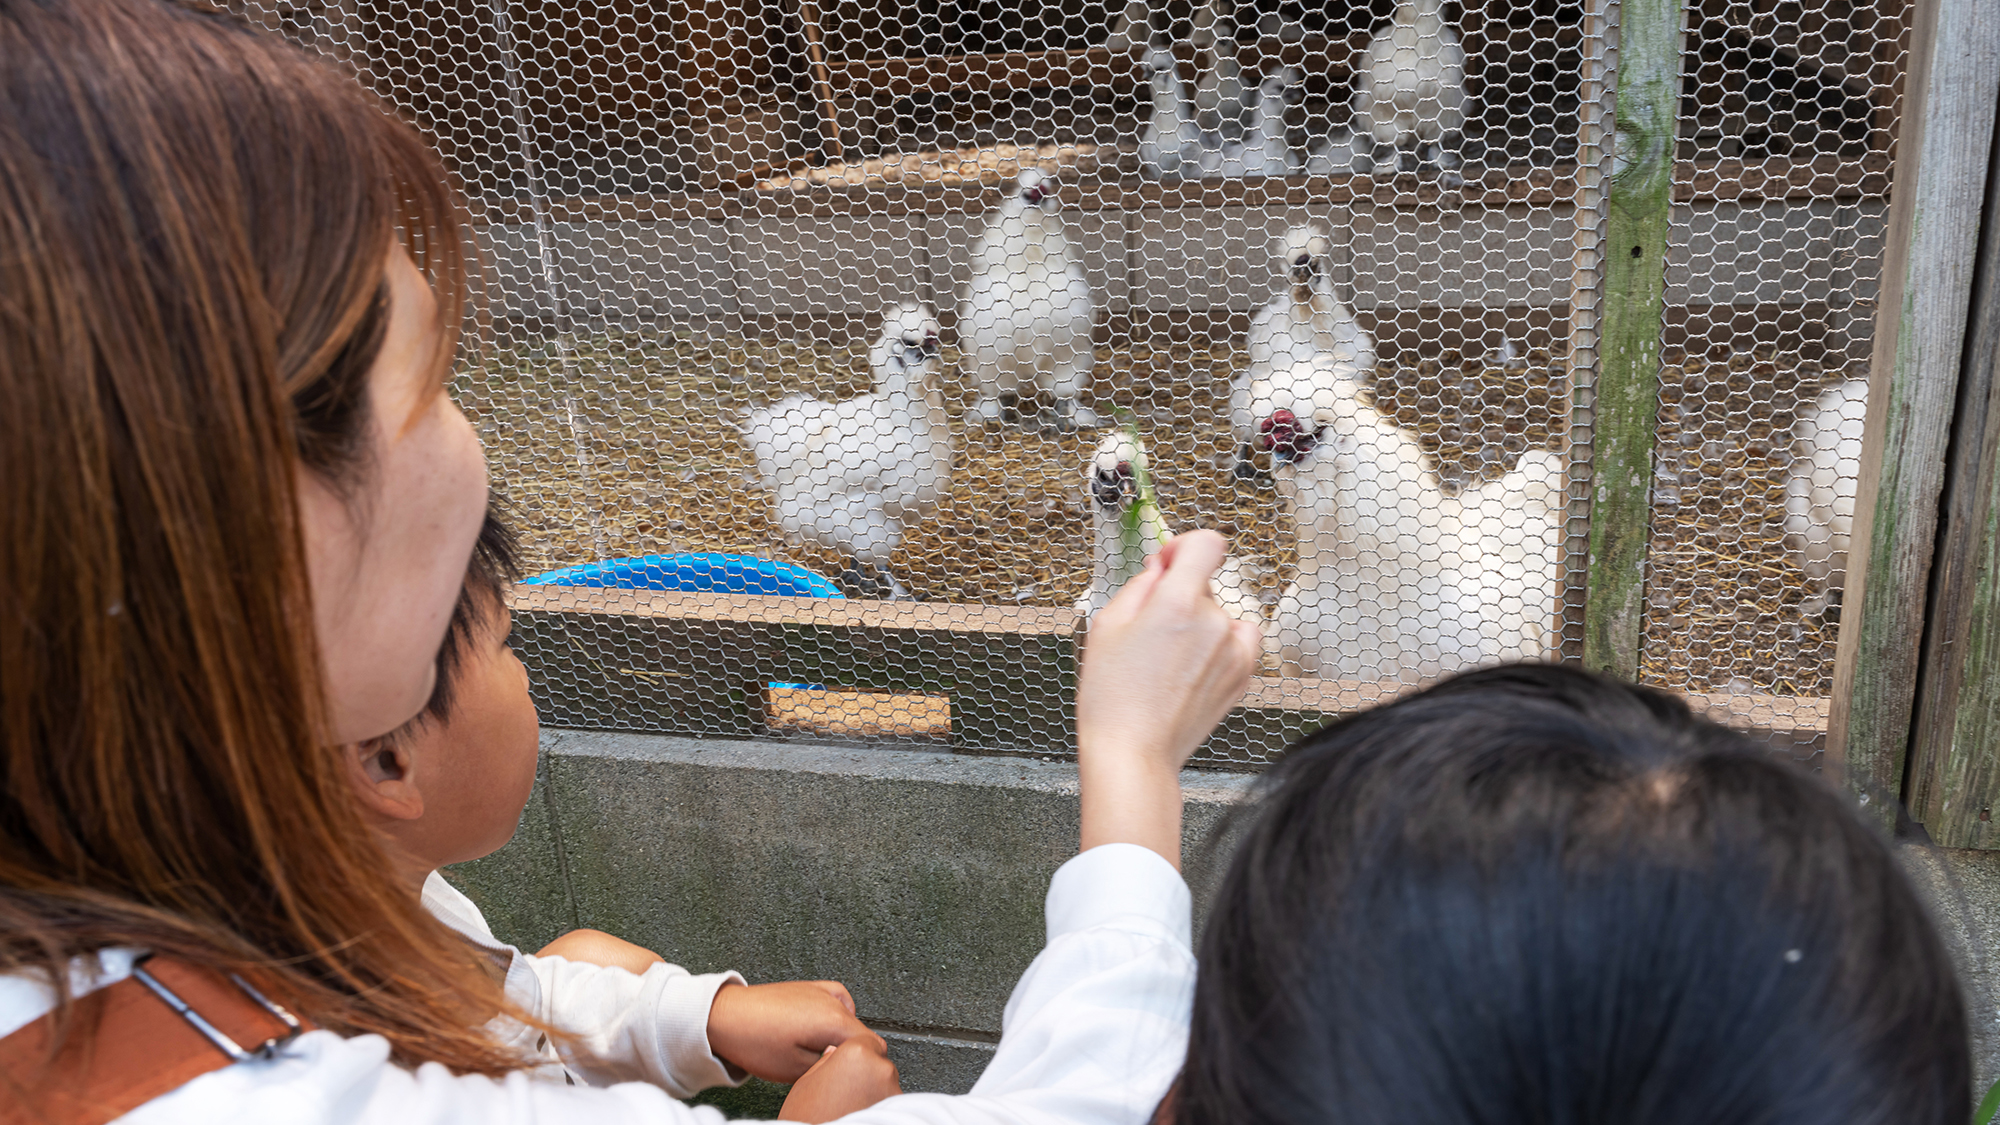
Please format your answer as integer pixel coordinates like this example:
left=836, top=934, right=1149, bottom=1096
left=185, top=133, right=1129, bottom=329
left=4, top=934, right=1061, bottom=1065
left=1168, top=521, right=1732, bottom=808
left=0, top=0, right=527, bottom=1075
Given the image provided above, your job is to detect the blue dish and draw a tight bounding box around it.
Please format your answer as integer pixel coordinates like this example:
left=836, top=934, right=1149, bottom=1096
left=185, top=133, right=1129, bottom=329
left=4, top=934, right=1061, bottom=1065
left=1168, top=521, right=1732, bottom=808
left=522, top=552, right=845, bottom=599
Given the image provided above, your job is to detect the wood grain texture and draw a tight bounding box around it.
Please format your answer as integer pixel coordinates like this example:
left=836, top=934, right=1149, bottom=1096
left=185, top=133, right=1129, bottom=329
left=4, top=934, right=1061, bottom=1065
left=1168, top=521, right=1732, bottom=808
left=1830, top=0, right=2000, bottom=815
left=1582, top=0, right=1684, bottom=676
left=1906, top=41, right=2000, bottom=847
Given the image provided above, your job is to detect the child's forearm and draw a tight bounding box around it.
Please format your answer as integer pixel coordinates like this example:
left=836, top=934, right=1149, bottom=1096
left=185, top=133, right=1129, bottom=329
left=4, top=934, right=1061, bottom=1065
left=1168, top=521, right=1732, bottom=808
left=1079, top=751, right=1185, bottom=869
left=1073, top=531, right=1261, bottom=870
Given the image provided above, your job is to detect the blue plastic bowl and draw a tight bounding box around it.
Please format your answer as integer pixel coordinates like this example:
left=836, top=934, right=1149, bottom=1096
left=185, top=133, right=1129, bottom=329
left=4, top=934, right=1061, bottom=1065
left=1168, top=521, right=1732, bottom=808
left=522, top=552, right=845, bottom=599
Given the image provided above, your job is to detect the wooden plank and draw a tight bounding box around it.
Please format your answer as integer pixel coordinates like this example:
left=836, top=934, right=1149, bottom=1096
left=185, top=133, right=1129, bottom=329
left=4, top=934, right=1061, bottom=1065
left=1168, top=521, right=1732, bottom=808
left=510, top=588, right=1076, bottom=751
left=512, top=592, right=1830, bottom=763
left=1830, top=0, right=2000, bottom=816
left=794, top=0, right=844, bottom=162
left=1581, top=0, right=1684, bottom=676
left=1904, top=17, right=2000, bottom=847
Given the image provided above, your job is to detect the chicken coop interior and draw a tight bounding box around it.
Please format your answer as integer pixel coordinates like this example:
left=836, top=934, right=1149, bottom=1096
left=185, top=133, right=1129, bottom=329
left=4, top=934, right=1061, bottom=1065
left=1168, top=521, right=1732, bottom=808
left=241, top=0, right=1906, bottom=765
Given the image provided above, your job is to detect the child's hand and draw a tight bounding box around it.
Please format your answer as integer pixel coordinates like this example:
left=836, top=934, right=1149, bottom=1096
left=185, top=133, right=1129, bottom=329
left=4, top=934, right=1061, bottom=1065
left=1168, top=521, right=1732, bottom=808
left=1075, top=529, right=1262, bottom=868
left=778, top=1035, right=902, bottom=1122
left=706, top=980, right=875, bottom=1083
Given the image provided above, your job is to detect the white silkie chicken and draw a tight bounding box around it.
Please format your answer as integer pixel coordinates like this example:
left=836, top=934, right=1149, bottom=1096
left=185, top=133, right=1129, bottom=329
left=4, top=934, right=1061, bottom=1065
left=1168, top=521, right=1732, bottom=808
left=960, top=168, right=1100, bottom=431
left=1350, top=0, right=1467, bottom=178
left=1104, top=0, right=1153, bottom=52
left=1784, top=377, right=1869, bottom=614
left=1075, top=431, right=1264, bottom=624
left=741, top=302, right=950, bottom=600
left=1228, top=225, right=1377, bottom=477
left=1263, top=395, right=1566, bottom=680
left=1204, top=69, right=1301, bottom=178
left=1139, top=45, right=1204, bottom=179
left=1191, top=4, right=1247, bottom=140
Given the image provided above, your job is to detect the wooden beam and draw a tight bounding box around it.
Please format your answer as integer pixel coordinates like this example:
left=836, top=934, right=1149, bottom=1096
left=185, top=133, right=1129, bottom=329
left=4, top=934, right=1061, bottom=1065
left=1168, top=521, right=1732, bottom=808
left=1903, top=14, right=2000, bottom=847
left=1582, top=0, right=1684, bottom=676
left=510, top=589, right=1829, bottom=766
left=1829, top=0, right=2000, bottom=816
left=793, top=0, right=844, bottom=163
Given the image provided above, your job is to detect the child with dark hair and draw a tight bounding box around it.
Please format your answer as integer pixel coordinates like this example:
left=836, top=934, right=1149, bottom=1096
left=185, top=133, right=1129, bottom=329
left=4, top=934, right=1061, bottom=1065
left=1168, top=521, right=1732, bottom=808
left=1169, top=663, right=1970, bottom=1125
left=344, top=507, right=883, bottom=1103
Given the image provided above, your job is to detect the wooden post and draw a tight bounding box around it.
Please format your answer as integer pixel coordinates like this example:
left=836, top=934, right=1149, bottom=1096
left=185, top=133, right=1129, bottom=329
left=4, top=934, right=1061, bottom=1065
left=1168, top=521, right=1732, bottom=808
left=1562, top=0, right=1614, bottom=660
left=1877, top=0, right=2000, bottom=841
left=795, top=0, right=845, bottom=163
left=1581, top=0, right=1683, bottom=677
left=1829, top=0, right=2000, bottom=814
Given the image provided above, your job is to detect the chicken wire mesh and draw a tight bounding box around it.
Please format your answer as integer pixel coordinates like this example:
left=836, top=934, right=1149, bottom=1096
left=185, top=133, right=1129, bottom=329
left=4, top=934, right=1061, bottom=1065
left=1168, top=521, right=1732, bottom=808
left=233, top=0, right=1902, bottom=765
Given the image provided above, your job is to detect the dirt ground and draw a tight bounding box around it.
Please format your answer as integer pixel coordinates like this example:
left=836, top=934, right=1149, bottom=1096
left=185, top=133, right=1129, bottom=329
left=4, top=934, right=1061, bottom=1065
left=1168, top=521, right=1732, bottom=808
left=455, top=329, right=1838, bottom=695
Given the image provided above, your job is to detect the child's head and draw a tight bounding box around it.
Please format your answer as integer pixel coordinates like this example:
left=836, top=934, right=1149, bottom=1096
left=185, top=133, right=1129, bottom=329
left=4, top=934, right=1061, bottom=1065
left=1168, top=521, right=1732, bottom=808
left=1178, top=664, right=1967, bottom=1125
left=347, top=507, right=539, bottom=880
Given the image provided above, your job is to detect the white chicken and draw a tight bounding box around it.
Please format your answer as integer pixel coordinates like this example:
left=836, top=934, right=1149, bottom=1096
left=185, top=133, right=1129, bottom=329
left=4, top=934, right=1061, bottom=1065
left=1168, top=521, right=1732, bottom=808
left=1350, top=0, right=1467, bottom=178
left=1784, top=377, right=1869, bottom=613
left=1203, top=69, right=1300, bottom=178
left=960, top=168, right=1100, bottom=431
left=740, top=302, right=950, bottom=600
left=1104, top=0, right=1153, bottom=52
left=1263, top=394, right=1565, bottom=681
left=1191, top=4, right=1247, bottom=140
left=1139, top=45, right=1203, bottom=179
left=1075, top=431, right=1264, bottom=624
left=1227, top=225, right=1377, bottom=477
left=1246, top=224, right=1376, bottom=370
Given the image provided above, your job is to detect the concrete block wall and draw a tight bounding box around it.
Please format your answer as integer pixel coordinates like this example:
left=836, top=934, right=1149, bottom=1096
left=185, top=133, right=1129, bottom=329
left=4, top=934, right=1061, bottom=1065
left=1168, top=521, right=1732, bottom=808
left=454, top=729, right=2000, bottom=1103
left=450, top=730, right=1255, bottom=1097
left=473, top=197, right=1879, bottom=343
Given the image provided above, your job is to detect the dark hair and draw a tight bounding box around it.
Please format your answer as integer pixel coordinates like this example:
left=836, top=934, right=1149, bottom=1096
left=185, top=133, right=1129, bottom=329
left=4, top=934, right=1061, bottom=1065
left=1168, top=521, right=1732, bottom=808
left=1178, top=664, right=1968, bottom=1125
left=396, top=503, right=521, bottom=735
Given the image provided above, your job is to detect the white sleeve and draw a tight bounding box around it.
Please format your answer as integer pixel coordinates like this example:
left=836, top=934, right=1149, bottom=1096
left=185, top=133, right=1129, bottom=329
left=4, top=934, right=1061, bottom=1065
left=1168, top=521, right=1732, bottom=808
left=826, top=842, right=1195, bottom=1125
left=121, top=844, right=1191, bottom=1125
left=519, top=950, right=746, bottom=1096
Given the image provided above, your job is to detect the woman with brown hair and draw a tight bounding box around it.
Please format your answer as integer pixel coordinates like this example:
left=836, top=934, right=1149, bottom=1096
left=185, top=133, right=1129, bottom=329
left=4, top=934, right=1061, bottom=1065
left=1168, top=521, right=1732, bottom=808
left=0, top=3, right=1256, bottom=1122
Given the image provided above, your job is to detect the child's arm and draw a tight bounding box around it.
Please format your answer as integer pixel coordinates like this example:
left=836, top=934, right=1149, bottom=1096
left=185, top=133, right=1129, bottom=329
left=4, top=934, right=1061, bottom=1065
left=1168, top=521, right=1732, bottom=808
left=777, top=532, right=1258, bottom=1124
left=1071, top=530, right=1263, bottom=867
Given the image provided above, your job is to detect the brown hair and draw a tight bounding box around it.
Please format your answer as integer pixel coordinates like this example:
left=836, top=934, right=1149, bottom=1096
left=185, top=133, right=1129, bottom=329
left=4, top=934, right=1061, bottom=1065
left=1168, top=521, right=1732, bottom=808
left=0, top=0, right=527, bottom=1076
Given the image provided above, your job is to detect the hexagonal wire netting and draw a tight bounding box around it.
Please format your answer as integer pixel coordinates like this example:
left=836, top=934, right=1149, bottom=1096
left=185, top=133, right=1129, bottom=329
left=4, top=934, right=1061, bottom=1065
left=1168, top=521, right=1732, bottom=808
left=235, top=0, right=1902, bottom=766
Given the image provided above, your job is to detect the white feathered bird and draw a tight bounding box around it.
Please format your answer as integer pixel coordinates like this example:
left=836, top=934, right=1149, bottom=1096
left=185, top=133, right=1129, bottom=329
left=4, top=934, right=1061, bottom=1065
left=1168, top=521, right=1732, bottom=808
left=1075, top=431, right=1264, bottom=624
left=1785, top=377, right=1869, bottom=613
left=1104, top=0, right=1153, bottom=52
left=1139, top=45, right=1203, bottom=179
left=1350, top=0, right=1467, bottom=177
left=1228, top=225, right=1376, bottom=476
left=960, top=168, right=1100, bottom=432
left=1263, top=394, right=1565, bottom=680
left=1205, top=69, right=1300, bottom=178
left=741, top=302, right=950, bottom=600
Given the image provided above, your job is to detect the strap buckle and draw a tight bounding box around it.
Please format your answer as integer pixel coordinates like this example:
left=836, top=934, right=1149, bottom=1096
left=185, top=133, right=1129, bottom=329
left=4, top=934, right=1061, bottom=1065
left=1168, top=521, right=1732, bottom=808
left=129, top=957, right=305, bottom=1062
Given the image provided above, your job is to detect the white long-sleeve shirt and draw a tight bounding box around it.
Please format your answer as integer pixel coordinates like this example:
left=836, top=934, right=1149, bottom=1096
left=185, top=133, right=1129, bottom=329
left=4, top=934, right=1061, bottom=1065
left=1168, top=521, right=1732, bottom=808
left=418, top=870, right=746, bottom=1095
left=0, top=843, right=1194, bottom=1125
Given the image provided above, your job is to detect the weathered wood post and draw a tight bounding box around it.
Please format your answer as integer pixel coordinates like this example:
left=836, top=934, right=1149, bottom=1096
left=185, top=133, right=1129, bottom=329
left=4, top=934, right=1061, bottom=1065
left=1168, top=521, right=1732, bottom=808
left=1829, top=0, right=2000, bottom=818
left=1581, top=0, right=1683, bottom=677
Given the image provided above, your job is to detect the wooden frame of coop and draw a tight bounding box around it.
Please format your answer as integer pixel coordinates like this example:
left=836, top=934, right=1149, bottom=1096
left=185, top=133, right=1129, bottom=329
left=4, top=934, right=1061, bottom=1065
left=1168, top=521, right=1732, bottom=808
left=252, top=0, right=2000, bottom=847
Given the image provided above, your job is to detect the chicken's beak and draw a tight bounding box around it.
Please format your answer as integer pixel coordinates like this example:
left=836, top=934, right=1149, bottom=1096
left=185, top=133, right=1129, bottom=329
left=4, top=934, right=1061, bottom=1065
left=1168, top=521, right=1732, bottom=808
left=923, top=331, right=941, bottom=358
left=1289, top=255, right=1320, bottom=287
left=1260, top=409, right=1318, bottom=464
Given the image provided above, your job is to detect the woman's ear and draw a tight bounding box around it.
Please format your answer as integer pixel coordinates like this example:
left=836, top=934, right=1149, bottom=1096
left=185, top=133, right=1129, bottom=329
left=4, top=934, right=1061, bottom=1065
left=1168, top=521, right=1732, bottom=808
left=343, top=735, right=424, bottom=822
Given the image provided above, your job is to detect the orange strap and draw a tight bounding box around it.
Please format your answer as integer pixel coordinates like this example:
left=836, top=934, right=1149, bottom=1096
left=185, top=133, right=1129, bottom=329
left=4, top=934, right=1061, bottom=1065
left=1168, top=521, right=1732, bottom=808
left=0, top=957, right=311, bottom=1125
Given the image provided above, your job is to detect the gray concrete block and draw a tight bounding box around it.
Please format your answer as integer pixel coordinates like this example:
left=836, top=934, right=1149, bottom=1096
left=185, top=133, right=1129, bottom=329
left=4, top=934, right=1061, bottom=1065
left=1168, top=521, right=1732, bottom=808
left=881, top=1029, right=999, bottom=1096
left=738, top=215, right=930, bottom=320
left=1905, top=845, right=2000, bottom=1092
left=531, top=730, right=1250, bottom=1039
left=1346, top=203, right=1575, bottom=310
left=478, top=220, right=739, bottom=325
